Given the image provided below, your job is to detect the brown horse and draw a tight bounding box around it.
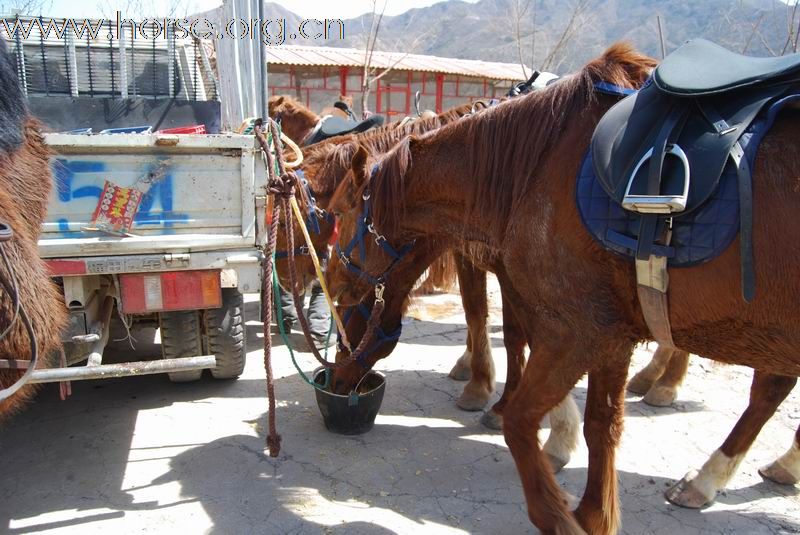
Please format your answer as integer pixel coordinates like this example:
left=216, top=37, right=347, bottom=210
left=268, top=95, right=319, bottom=146
left=0, top=40, right=67, bottom=420
left=273, top=91, right=692, bottom=408
left=324, top=42, right=800, bottom=532
left=269, top=100, right=571, bottom=435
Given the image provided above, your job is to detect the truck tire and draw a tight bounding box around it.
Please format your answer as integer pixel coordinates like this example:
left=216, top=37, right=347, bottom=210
left=159, top=310, right=203, bottom=383
left=203, top=288, right=246, bottom=379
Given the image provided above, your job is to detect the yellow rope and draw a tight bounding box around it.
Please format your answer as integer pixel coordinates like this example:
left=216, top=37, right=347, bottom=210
left=288, top=196, right=351, bottom=351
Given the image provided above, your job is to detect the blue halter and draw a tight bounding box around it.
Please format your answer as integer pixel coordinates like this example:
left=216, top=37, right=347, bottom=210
left=339, top=302, right=403, bottom=369
left=274, top=168, right=335, bottom=260
left=334, top=185, right=415, bottom=286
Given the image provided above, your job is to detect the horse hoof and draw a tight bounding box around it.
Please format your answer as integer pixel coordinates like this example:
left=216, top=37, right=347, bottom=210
left=448, top=355, right=472, bottom=382
left=626, top=372, right=655, bottom=395
left=546, top=453, right=569, bottom=473
left=759, top=461, right=800, bottom=485
left=665, top=471, right=714, bottom=509
left=456, top=390, right=489, bottom=411
left=480, top=410, right=503, bottom=430
left=642, top=385, right=677, bottom=407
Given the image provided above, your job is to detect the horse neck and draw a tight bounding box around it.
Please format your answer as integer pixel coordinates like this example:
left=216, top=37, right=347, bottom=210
left=376, top=128, right=490, bottom=246
left=282, top=106, right=319, bottom=144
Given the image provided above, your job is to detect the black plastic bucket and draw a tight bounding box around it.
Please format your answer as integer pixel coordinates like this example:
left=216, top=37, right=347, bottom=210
left=313, top=369, right=386, bottom=435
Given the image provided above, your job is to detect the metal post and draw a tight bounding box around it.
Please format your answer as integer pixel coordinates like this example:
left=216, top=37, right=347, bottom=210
left=167, top=24, right=175, bottom=98
left=119, top=25, right=129, bottom=99
left=38, top=17, right=49, bottom=95
left=86, top=33, right=94, bottom=97
left=657, top=15, right=666, bottom=59
left=108, top=20, right=116, bottom=96
left=258, top=0, right=268, bottom=119
left=13, top=17, right=27, bottom=96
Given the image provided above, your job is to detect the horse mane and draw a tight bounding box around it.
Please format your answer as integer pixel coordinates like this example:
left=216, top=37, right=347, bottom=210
left=300, top=102, right=475, bottom=198
left=369, top=42, right=657, bottom=240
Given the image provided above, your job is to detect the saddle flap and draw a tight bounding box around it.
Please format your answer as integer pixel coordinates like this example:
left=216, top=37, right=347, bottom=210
left=592, top=80, right=786, bottom=216
left=655, top=38, right=800, bottom=96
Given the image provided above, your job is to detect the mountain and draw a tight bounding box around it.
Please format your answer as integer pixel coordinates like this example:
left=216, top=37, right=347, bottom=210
left=265, top=0, right=791, bottom=74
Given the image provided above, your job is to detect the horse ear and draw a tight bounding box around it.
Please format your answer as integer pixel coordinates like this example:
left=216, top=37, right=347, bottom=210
left=350, top=145, right=370, bottom=192
left=268, top=95, right=285, bottom=114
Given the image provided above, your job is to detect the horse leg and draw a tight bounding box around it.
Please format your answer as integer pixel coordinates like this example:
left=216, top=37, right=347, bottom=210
left=642, top=349, right=690, bottom=407
left=542, top=395, right=582, bottom=473
left=480, top=289, right=526, bottom=430
left=666, top=371, right=797, bottom=508
left=503, top=340, right=587, bottom=535
left=480, top=295, right=580, bottom=471
left=573, top=358, right=631, bottom=535
left=448, top=333, right=472, bottom=381
left=452, top=254, right=494, bottom=411
left=760, top=423, right=800, bottom=485
left=627, top=344, right=674, bottom=395
left=448, top=253, right=475, bottom=382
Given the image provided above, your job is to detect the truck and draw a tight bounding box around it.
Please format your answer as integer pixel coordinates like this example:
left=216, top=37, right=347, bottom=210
left=35, top=132, right=265, bottom=385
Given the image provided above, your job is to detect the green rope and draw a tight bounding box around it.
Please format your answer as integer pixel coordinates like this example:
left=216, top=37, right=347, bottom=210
left=271, top=253, right=334, bottom=392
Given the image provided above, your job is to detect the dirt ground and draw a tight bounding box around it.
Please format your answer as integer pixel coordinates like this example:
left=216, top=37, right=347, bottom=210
left=1, top=281, right=799, bottom=534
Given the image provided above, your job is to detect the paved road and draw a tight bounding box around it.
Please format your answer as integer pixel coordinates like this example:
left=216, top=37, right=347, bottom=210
left=1, top=288, right=799, bottom=534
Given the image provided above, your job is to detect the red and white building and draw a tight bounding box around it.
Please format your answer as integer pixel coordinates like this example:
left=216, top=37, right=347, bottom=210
left=264, top=46, right=529, bottom=120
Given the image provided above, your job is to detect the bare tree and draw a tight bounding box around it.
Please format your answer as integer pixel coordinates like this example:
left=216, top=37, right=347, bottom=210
left=505, top=0, right=592, bottom=77
left=1, top=0, right=52, bottom=15
left=97, top=0, right=199, bottom=20
left=511, top=0, right=535, bottom=79
left=540, top=0, right=591, bottom=71
left=718, top=0, right=800, bottom=57
left=357, top=0, right=433, bottom=118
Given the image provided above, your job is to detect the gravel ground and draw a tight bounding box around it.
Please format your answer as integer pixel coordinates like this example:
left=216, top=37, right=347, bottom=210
left=1, top=282, right=798, bottom=534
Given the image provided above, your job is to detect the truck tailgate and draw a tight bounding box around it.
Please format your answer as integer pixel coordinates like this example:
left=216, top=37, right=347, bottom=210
left=40, top=133, right=263, bottom=258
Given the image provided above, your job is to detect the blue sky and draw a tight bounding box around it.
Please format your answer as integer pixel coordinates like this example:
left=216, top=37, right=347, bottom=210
left=36, top=0, right=478, bottom=20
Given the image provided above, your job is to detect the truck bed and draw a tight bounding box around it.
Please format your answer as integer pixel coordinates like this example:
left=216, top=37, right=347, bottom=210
left=40, top=133, right=264, bottom=259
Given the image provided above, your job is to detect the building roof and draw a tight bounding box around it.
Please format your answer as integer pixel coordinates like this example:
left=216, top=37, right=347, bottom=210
left=265, top=45, right=529, bottom=81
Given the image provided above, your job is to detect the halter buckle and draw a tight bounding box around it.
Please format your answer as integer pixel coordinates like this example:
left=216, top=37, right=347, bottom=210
left=375, top=283, right=385, bottom=303
left=298, top=245, right=309, bottom=255
left=362, top=190, right=371, bottom=201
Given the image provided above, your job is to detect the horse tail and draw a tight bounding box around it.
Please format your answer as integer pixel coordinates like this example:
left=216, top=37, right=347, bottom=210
left=416, top=251, right=458, bottom=294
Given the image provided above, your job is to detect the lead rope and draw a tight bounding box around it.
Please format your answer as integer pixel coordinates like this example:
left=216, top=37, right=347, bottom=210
left=255, top=119, right=389, bottom=458
left=256, top=121, right=284, bottom=457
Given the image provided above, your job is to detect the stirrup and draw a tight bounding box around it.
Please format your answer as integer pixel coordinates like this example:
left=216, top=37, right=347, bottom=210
left=622, top=144, right=691, bottom=214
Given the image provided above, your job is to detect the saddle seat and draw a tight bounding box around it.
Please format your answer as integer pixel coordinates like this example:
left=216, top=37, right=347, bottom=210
left=304, top=115, right=385, bottom=146
left=655, top=38, right=800, bottom=96
left=590, top=38, right=800, bottom=306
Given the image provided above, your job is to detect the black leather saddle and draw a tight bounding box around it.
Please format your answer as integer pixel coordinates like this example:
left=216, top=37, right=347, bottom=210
left=591, top=39, right=800, bottom=301
left=304, top=114, right=385, bottom=146
left=655, top=38, right=800, bottom=96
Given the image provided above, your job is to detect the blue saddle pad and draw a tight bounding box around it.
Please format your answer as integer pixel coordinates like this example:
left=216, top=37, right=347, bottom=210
left=577, top=91, right=800, bottom=267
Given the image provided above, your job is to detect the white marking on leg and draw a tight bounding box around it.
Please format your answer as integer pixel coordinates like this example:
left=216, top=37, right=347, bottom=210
left=773, top=440, right=800, bottom=481
left=687, top=449, right=745, bottom=501
left=542, top=394, right=581, bottom=467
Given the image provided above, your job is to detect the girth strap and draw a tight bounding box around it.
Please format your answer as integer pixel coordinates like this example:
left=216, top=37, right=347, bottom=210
left=698, top=101, right=756, bottom=302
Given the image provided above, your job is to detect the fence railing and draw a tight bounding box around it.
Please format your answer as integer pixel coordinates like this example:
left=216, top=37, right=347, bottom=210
left=1, top=16, right=218, bottom=101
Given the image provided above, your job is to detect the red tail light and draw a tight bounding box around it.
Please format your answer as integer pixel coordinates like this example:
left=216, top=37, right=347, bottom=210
left=120, top=270, right=221, bottom=314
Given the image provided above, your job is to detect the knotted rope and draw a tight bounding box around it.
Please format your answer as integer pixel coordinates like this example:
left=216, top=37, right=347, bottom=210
left=255, top=119, right=386, bottom=458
